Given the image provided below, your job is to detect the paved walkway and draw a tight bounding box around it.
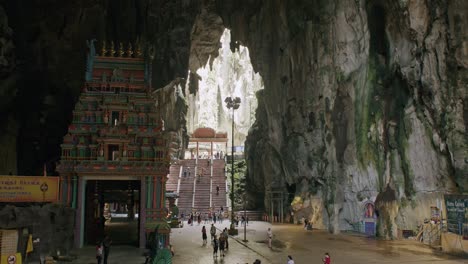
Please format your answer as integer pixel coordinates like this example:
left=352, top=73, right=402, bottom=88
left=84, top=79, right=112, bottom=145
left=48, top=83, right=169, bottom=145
left=70, top=221, right=467, bottom=264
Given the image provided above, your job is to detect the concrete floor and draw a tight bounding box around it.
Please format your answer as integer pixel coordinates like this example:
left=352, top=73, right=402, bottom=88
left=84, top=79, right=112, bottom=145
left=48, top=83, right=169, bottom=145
left=71, top=221, right=468, bottom=264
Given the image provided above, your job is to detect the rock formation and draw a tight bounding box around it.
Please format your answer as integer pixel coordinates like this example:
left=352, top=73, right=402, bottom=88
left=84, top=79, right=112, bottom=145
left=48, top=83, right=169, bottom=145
left=0, top=0, right=466, bottom=238
left=220, top=0, right=467, bottom=235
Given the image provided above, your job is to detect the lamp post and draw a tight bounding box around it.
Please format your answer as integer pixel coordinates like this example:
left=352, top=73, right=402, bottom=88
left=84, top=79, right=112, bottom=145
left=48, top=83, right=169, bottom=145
left=225, top=96, right=241, bottom=234
left=243, top=193, right=248, bottom=242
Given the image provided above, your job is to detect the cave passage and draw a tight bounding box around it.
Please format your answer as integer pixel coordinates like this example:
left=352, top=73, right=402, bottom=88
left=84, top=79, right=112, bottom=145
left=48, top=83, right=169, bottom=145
left=84, top=180, right=140, bottom=246
left=185, top=28, right=264, bottom=210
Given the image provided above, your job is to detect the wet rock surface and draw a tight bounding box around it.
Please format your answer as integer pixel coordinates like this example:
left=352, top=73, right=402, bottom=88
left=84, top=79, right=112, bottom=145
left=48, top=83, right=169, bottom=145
left=0, top=0, right=466, bottom=236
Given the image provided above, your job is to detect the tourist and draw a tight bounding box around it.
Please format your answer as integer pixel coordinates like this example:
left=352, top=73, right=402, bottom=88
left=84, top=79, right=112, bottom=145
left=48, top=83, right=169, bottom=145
left=102, top=235, right=112, bottom=264
left=253, top=259, right=261, bottom=264
left=96, top=242, right=103, bottom=264
left=213, top=213, right=217, bottom=223
left=304, top=218, right=309, bottom=230
left=267, top=228, right=272, bottom=249
left=208, top=211, right=212, bottom=223
left=219, top=231, right=226, bottom=257
left=202, top=226, right=207, bottom=245
left=204, top=212, right=208, bottom=224
left=287, top=255, right=295, bottom=264
left=216, top=185, right=220, bottom=195
left=197, top=213, right=201, bottom=225
left=323, top=252, right=331, bottom=264
left=210, top=224, right=216, bottom=240
left=183, top=169, right=187, bottom=178
left=223, top=228, right=229, bottom=250
left=218, top=212, right=223, bottom=224
left=212, top=234, right=219, bottom=258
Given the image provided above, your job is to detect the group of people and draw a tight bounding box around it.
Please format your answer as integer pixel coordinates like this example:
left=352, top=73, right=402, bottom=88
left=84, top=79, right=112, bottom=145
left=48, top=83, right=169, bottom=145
left=183, top=208, right=226, bottom=225
left=201, top=224, right=229, bottom=258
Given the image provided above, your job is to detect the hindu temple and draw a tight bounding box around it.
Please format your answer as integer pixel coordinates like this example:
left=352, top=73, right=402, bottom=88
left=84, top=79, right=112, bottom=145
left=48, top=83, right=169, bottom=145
left=57, top=40, right=171, bottom=249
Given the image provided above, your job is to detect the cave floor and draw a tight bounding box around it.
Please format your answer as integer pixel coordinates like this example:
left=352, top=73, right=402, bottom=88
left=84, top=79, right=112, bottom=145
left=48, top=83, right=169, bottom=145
left=70, top=221, right=467, bottom=264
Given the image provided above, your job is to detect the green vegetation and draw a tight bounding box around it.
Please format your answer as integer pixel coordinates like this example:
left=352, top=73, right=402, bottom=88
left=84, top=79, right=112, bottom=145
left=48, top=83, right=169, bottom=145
left=354, top=57, right=387, bottom=189
left=226, top=159, right=247, bottom=207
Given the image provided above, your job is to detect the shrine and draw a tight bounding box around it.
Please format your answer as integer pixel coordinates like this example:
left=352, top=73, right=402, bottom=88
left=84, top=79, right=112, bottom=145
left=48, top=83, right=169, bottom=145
left=57, top=40, right=171, bottom=249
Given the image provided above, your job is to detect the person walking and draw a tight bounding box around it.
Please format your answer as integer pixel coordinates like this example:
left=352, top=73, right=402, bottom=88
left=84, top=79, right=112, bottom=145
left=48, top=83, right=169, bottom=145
left=202, top=226, right=207, bottom=245
left=212, top=235, right=219, bottom=258
left=210, top=224, right=216, bottom=240
left=287, top=255, right=295, bottom=264
left=223, top=228, right=229, bottom=250
left=96, top=242, right=103, bottom=264
left=216, top=185, right=220, bottom=195
left=219, top=232, right=225, bottom=257
left=197, top=213, right=201, bottom=225
left=322, top=252, right=331, bottom=264
left=102, top=235, right=112, bottom=264
left=267, top=228, right=273, bottom=249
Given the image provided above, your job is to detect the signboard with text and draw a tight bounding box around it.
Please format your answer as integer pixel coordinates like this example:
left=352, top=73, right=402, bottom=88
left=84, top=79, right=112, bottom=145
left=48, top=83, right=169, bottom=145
left=444, top=194, right=468, bottom=238
left=0, top=176, right=59, bottom=202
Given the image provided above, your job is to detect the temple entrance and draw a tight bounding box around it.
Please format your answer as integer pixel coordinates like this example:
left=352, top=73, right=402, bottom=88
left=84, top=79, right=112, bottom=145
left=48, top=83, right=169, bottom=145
left=84, top=180, right=141, bottom=246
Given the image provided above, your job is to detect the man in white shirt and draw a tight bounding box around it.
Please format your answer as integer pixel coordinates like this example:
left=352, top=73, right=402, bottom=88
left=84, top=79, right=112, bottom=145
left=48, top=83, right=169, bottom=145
left=267, top=228, right=272, bottom=248
left=287, top=255, right=295, bottom=264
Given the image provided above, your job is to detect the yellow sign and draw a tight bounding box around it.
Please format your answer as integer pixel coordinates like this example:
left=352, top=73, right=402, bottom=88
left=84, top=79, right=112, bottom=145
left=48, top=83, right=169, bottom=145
left=0, top=176, right=59, bottom=202
left=1, top=253, right=21, bottom=264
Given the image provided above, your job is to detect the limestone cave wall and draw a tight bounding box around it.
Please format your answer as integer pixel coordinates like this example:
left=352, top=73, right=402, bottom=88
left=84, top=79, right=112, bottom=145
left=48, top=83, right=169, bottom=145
left=0, top=0, right=466, bottom=237
left=217, top=0, right=467, bottom=236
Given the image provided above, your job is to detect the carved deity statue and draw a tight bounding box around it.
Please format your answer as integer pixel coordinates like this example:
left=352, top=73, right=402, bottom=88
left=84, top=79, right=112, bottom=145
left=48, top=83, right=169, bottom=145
left=127, top=43, right=134, bottom=57
left=101, top=40, right=107, bottom=56
left=103, top=111, right=109, bottom=124
left=122, top=111, right=127, bottom=123
left=123, top=145, right=127, bottom=157
left=118, top=42, right=125, bottom=57
left=110, top=41, right=116, bottom=57
left=99, top=144, right=104, bottom=157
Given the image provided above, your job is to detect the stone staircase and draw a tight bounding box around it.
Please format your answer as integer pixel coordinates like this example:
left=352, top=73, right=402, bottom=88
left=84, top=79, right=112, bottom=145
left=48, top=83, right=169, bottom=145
left=211, top=159, right=227, bottom=211
left=193, top=160, right=211, bottom=212
left=166, top=159, right=227, bottom=215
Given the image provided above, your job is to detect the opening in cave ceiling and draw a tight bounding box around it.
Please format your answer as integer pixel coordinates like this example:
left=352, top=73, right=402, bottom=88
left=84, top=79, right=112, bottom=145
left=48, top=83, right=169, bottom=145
left=185, top=29, right=264, bottom=149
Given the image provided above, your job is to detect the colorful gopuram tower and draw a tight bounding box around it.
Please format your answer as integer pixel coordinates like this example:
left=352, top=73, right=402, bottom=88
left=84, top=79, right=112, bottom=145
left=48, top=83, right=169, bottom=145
left=57, top=40, right=171, bottom=249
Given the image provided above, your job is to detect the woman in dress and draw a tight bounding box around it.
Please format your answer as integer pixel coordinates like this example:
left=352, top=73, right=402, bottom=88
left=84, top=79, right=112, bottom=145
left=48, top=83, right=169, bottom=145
left=202, top=226, right=207, bottom=245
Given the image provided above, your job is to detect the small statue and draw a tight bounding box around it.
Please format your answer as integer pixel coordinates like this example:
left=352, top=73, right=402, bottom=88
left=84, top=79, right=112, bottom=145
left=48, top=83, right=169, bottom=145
left=127, top=43, right=134, bottom=57
left=118, top=42, right=125, bottom=57
left=101, top=40, right=107, bottom=56
left=136, top=41, right=143, bottom=57
left=103, top=111, right=109, bottom=124
left=122, top=111, right=127, bottom=123
left=123, top=145, right=127, bottom=157
left=99, top=144, right=104, bottom=157
left=110, top=41, right=116, bottom=57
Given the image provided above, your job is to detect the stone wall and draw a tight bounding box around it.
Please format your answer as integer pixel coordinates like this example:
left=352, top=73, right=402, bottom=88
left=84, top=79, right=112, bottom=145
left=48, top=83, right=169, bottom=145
left=0, top=204, right=75, bottom=256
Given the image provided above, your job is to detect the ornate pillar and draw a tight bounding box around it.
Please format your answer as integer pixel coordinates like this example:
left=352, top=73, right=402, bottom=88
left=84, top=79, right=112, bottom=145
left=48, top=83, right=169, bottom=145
left=139, top=176, right=146, bottom=249
left=74, top=177, right=86, bottom=248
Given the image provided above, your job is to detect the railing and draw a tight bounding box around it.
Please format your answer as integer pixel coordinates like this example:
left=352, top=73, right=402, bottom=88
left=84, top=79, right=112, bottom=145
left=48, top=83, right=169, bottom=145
left=421, top=223, right=441, bottom=247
